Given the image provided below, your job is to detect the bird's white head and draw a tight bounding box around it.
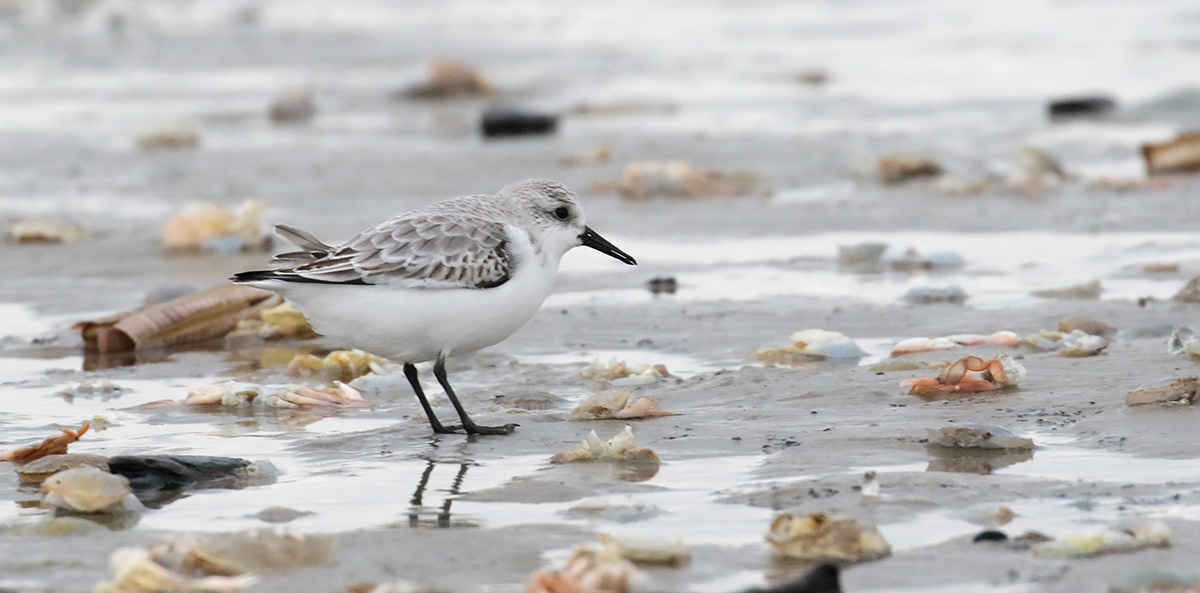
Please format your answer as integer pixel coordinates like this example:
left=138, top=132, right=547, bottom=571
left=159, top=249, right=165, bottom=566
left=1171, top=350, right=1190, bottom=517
left=499, top=179, right=637, bottom=266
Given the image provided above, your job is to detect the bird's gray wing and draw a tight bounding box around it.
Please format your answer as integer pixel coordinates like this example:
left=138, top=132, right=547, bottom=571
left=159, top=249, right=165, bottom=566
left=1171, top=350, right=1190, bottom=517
left=279, top=212, right=512, bottom=289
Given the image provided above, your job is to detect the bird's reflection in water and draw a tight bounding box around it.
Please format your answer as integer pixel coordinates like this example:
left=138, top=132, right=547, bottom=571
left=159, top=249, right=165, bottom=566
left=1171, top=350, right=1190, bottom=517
left=407, top=460, right=474, bottom=529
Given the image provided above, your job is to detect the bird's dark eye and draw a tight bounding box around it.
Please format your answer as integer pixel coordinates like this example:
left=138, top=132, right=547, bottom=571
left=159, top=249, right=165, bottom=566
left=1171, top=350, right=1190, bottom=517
left=553, top=206, right=570, bottom=220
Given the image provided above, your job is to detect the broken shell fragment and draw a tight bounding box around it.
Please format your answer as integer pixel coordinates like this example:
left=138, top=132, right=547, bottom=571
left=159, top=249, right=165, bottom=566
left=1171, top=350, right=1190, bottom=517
left=1143, top=131, right=1200, bottom=175
left=8, top=218, right=87, bottom=244
left=758, top=330, right=866, bottom=365
left=75, top=284, right=280, bottom=353
left=925, top=425, right=1033, bottom=450
left=595, top=533, right=690, bottom=565
left=890, top=331, right=1018, bottom=356
left=136, top=125, right=200, bottom=150
left=1033, top=520, right=1171, bottom=558
left=551, top=426, right=659, bottom=465
left=1059, top=333, right=1109, bottom=358
left=2, top=421, right=90, bottom=463
left=526, top=541, right=633, bottom=593
left=93, top=545, right=258, bottom=593
left=568, top=390, right=676, bottom=421
left=1032, top=279, right=1102, bottom=300
left=1173, top=276, right=1200, bottom=303
left=578, top=359, right=670, bottom=385
left=560, top=144, right=613, bottom=166
left=616, top=161, right=755, bottom=200
left=1058, top=315, right=1116, bottom=337
left=396, top=59, right=495, bottom=99
left=287, top=349, right=389, bottom=382
left=1125, top=377, right=1200, bottom=406
left=789, top=329, right=866, bottom=358
left=162, top=199, right=269, bottom=253
left=877, top=154, right=943, bottom=184
left=16, top=453, right=109, bottom=484
left=185, top=381, right=368, bottom=408
left=901, top=355, right=1024, bottom=396
left=41, top=467, right=134, bottom=513
left=765, top=512, right=891, bottom=562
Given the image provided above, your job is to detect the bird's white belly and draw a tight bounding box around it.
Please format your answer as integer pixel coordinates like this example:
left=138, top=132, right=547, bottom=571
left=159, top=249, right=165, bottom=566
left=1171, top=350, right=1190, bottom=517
left=283, top=260, right=557, bottom=363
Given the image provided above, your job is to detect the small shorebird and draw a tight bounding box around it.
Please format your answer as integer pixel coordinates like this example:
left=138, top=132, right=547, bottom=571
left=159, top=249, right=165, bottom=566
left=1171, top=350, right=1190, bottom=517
left=233, top=179, right=636, bottom=435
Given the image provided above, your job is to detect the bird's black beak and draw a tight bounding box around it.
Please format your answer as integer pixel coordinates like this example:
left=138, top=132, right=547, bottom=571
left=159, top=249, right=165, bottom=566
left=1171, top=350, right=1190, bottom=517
left=579, top=226, right=637, bottom=265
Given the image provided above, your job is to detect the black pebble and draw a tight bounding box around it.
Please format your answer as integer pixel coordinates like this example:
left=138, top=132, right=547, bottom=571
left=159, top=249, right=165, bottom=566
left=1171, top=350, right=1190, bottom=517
left=973, top=529, right=1009, bottom=543
left=648, top=276, right=678, bottom=294
left=481, top=107, right=557, bottom=138
left=1048, top=95, right=1116, bottom=117
left=108, top=454, right=252, bottom=491
left=745, top=563, right=841, bottom=593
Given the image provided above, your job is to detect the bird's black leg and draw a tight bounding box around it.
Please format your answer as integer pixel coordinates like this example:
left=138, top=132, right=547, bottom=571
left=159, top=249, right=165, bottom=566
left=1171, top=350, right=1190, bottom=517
left=403, top=363, right=461, bottom=434
left=433, top=353, right=517, bottom=436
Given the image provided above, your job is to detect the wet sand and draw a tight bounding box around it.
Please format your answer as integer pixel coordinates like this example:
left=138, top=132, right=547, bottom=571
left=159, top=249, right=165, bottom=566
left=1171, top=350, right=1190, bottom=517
left=4, top=1, right=1200, bottom=592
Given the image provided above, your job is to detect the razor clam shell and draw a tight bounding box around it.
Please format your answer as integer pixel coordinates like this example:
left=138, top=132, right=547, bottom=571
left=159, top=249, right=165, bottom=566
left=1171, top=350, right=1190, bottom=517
left=75, top=284, right=280, bottom=352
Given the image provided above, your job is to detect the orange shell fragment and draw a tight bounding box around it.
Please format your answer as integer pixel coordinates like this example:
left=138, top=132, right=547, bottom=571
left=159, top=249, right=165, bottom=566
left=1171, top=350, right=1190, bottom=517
left=1, top=422, right=91, bottom=464
left=901, top=356, right=1020, bottom=396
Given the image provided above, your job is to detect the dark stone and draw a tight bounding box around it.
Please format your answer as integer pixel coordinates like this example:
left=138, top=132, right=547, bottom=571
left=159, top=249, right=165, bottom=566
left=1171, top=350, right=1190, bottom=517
left=973, top=529, right=1009, bottom=543
left=746, top=563, right=840, bottom=593
left=108, top=455, right=252, bottom=491
left=648, top=276, right=678, bottom=294
left=481, top=107, right=557, bottom=138
left=1048, top=95, right=1116, bottom=117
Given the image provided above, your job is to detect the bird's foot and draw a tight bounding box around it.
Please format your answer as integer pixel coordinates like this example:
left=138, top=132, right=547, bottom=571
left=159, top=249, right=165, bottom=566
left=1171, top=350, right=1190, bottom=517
left=431, top=424, right=464, bottom=434
left=464, top=423, right=518, bottom=436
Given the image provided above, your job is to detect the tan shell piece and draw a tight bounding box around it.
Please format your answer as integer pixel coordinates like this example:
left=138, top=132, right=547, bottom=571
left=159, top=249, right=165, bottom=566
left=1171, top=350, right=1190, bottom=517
left=8, top=218, right=87, bottom=243
left=41, top=466, right=131, bottom=513
left=568, top=390, right=676, bottom=421
left=75, top=285, right=280, bottom=353
left=16, top=453, right=109, bottom=484
left=1125, top=377, right=1200, bottom=406
left=765, top=512, right=891, bottom=562
left=551, top=426, right=659, bottom=465
left=1143, top=131, right=1200, bottom=175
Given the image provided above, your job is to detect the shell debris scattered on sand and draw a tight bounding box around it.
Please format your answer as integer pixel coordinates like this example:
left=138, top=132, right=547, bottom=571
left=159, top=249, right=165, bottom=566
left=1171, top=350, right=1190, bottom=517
left=765, top=512, right=891, bottom=562
left=568, top=390, right=677, bottom=421
left=891, top=331, right=1019, bottom=356
left=1022, top=329, right=1109, bottom=357
left=93, top=546, right=257, bottom=593
left=184, top=381, right=369, bottom=408
left=75, top=284, right=281, bottom=353
left=1167, top=328, right=1200, bottom=357
left=1125, top=377, right=1200, bottom=406
left=1033, top=520, right=1171, bottom=558
left=288, top=349, right=391, bottom=383
left=578, top=359, right=670, bottom=386
left=560, top=144, right=613, bottom=166
left=526, top=541, right=634, bottom=593
left=901, top=355, right=1024, bottom=396
left=757, top=329, right=865, bottom=365
left=925, top=425, right=1034, bottom=450
left=2, top=421, right=90, bottom=463
left=41, top=466, right=138, bottom=513
left=551, top=426, right=659, bottom=465
left=595, top=533, right=690, bottom=565
left=7, top=218, right=88, bottom=244
left=1174, top=276, right=1200, bottom=303
left=161, top=199, right=270, bottom=253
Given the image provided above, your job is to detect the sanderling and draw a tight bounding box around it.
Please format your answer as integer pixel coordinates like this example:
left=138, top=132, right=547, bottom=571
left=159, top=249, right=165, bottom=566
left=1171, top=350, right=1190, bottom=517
left=232, top=179, right=636, bottom=435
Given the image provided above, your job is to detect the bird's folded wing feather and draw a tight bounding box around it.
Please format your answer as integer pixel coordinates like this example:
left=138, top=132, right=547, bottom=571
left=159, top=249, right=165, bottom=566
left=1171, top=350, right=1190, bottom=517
left=281, top=213, right=511, bottom=289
